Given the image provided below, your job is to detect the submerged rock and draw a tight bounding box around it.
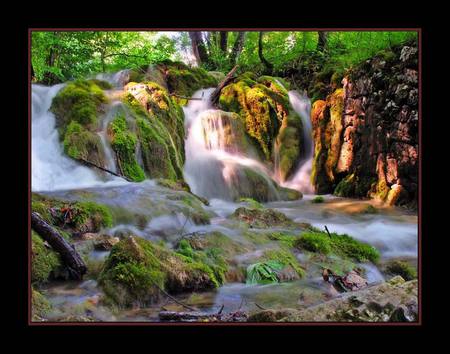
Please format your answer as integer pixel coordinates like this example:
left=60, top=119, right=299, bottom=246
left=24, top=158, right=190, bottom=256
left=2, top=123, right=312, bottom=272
left=231, top=207, right=294, bottom=228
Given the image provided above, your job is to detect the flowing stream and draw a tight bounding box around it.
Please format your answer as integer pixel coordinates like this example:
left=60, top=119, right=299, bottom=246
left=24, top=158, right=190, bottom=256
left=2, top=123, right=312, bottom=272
left=31, top=77, right=418, bottom=322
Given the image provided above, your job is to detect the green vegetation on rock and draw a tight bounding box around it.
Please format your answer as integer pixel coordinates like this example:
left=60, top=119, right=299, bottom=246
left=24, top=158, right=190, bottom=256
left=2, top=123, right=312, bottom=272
left=385, top=260, right=417, bottom=281
left=295, top=230, right=380, bottom=263
left=32, top=231, right=62, bottom=284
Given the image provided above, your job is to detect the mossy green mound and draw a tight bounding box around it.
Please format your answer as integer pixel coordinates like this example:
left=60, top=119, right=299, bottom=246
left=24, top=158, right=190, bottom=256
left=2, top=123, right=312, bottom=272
left=295, top=230, right=380, bottom=263
left=31, top=288, right=52, bottom=321
left=98, top=236, right=220, bottom=307
left=219, top=73, right=303, bottom=181
left=32, top=230, right=62, bottom=284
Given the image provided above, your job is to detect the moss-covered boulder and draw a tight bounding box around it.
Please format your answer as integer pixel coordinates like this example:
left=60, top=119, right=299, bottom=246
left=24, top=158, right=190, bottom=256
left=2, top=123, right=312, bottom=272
left=123, top=83, right=185, bottom=181
left=31, top=288, right=52, bottom=321
left=384, top=260, right=417, bottom=281
left=50, top=79, right=110, bottom=167
left=98, top=236, right=220, bottom=307
left=130, top=60, right=218, bottom=99
left=219, top=73, right=303, bottom=181
left=231, top=207, right=295, bottom=228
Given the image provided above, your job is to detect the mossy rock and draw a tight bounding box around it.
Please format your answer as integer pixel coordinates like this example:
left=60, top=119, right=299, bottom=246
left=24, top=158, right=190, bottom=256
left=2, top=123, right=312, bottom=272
left=98, top=236, right=219, bottom=307
left=239, top=198, right=264, bottom=210
left=122, top=90, right=184, bottom=181
left=384, top=260, right=417, bottom=281
left=311, top=196, right=325, bottom=203
left=109, top=112, right=146, bottom=182
left=161, top=60, right=218, bottom=97
left=31, top=193, right=113, bottom=235
left=63, top=121, right=106, bottom=167
left=32, top=231, right=62, bottom=284
left=294, top=230, right=380, bottom=263
left=231, top=207, right=294, bottom=228
left=51, top=79, right=108, bottom=132
left=219, top=74, right=303, bottom=179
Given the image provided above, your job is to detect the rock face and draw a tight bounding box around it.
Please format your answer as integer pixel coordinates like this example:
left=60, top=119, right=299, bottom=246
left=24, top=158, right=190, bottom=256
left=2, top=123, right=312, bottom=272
left=248, top=276, right=418, bottom=322
left=311, top=41, right=418, bottom=207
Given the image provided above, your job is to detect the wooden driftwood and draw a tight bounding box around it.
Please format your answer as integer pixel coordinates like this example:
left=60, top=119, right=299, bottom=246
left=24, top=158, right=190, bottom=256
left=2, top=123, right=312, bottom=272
left=31, top=212, right=87, bottom=280
left=76, top=158, right=132, bottom=182
left=210, top=65, right=239, bottom=106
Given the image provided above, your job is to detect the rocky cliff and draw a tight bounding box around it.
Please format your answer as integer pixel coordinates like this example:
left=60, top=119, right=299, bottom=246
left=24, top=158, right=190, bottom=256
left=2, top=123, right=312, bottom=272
left=310, top=41, right=418, bottom=207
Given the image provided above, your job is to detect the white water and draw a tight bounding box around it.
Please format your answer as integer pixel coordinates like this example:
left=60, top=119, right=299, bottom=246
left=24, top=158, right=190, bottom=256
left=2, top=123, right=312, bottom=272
left=31, top=84, right=125, bottom=192
left=282, top=91, right=314, bottom=194
left=183, top=89, right=278, bottom=200
left=95, top=69, right=130, bottom=88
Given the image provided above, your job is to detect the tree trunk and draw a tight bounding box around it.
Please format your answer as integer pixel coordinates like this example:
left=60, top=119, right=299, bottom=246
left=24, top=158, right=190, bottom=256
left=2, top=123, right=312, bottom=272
left=258, top=32, right=273, bottom=73
left=229, top=32, right=246, bottom=65
left=317, top=31, right=328, bottom=52
left=219, top=31, right=228, bottom=53
left=31, top=212, right=87, bottom=280
left=210, top=65, right=239, bottom=106
left=189, top=32, right=209, bottom=66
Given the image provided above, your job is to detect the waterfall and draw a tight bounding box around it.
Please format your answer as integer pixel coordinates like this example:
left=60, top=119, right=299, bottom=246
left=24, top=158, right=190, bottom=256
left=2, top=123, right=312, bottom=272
left=281, top=91, right=314, bottom=194
left=183, top=89, right=278, bottom=200
left=95, top=69, right=130, bottom=88
left=31, top=84, right=124, bottom=192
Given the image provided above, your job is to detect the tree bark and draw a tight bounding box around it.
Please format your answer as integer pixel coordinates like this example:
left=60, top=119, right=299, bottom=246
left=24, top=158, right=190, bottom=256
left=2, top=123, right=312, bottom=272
left=219, top=31, right=228, bottom=53
left=317, top=31, right=328, bottom=52
left=229, top=32, right=246, bottom=65
left=210, top=65, right=239, bottom=106
left=189, top=32, right=209, bottom=66
left=258, top=32, right=273, bottom=73
left=31, top=212, right=87, bottom=280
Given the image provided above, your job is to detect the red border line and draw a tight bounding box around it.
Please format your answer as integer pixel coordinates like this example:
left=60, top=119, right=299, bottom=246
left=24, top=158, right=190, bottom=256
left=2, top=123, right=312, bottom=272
left=28, top=28, right=422, bottom=326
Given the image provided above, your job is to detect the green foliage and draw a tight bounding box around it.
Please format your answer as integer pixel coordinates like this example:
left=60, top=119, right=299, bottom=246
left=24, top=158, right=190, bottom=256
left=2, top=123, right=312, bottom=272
left=295, top=230, right=380, bottom=263
left=31, top=288, right=52, bottom=320
left=246, top=261, right=284, bottom=285
left=266, top=231, right=298, bottom=248
left=262, top=248, right=305, bottom=278
left=311, top=196, right=325, bottom=203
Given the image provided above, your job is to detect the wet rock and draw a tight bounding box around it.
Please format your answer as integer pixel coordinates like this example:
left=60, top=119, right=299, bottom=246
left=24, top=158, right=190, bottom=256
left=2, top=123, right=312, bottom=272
left=94, top=235, right=120, bottom=251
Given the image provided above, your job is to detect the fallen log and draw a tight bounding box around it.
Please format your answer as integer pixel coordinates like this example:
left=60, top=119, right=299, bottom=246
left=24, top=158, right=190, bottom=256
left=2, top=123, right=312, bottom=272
left=31, top=212, right=87, bottom=280
left=210, top=65, right=239, bottom=106
left=76, top=158, right=132, bottom=182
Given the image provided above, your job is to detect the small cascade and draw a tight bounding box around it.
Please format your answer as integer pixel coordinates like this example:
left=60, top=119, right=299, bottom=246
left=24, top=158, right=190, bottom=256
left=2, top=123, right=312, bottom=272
left=96, top=69, right=130, bottom=88
left=183, top=89, right=279, bottom=200
left=32, top=84, right=124, bottom=192
left=97, top=103, right=122, bottom=174
left=281, top=91, right=314, bottom=194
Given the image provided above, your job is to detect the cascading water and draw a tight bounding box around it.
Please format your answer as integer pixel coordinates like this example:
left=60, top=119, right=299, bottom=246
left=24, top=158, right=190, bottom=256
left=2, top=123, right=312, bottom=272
left=281, top=90, right=314, bottom=194
left=32, top=84, right=125, bottom=192
left=183, top=89, right=278, bottom=200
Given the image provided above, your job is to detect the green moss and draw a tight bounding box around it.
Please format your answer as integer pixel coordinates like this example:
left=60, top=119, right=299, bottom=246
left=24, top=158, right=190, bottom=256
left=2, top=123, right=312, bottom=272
left=385, top=260, right=417, bottom=281
left=32, top=231, right=62, bottom=284
left=262, top=248, right=305, bottom=278
left=63, top=121, right=105, bottom=166
left=163, top=61, right=218, bottom=97
left=295, top=231, right=380, bottom=263
left=31, top=288, right=52, bottom=321
left=110, top=113, right=146, bottom=182
left=311, top=196, right=325, bottom=203
left=265, top=231, right=298, bottom=248
left=239, top=197, right=264, bottom=210
left=31, top=194, right=113, bottom=233
left=50, top=79, right=107, bottom=132
left=362, top=205, right=378, bottom=214
left=156, top=179, right=190, bottom=192
left=99, top=236, right=219, bottom=307
left=334, top=174, right=355, bottom=197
